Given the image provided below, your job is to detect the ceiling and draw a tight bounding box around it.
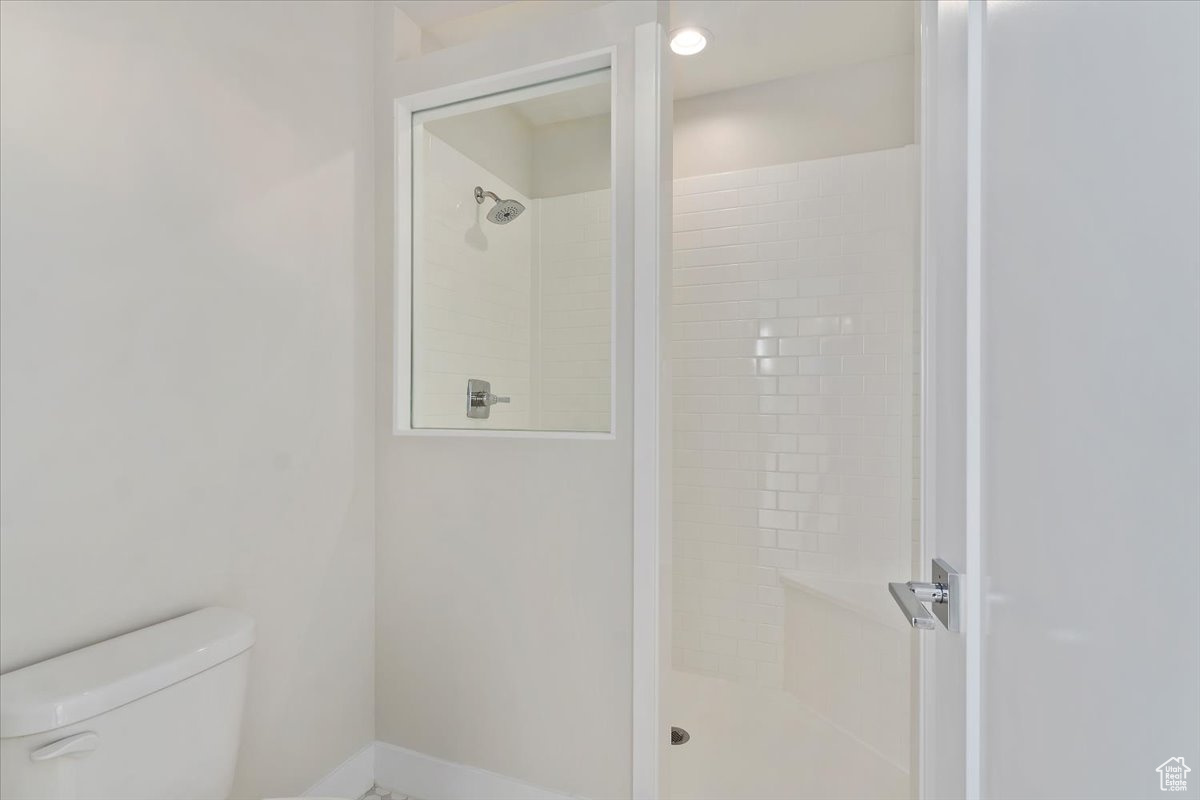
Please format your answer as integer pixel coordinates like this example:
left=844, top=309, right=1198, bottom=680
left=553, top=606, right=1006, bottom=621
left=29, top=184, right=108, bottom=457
left=669, top=1, right=914, bottom=99
left=426, top=76, right=609, bottom=136
left=399, top=1, right=608, bottom=52
left=394, top=0, right=915, bottom=101
left=395, top=0, right=512, bottom=29
left=512, top=80, right=610, bottom=127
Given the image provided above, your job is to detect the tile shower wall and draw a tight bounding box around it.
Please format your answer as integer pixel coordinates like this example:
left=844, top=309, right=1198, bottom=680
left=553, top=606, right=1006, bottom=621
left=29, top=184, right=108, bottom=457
left=414, top=132, right=532, bottom=428
left=535, top=189, right=612, bottom=432
left=671, top=146, right=918, bottom=687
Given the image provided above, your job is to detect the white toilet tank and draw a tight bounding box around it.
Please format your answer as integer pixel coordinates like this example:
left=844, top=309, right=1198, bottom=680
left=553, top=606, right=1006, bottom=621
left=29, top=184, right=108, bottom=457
left=0, top=608, right=255, bottom=800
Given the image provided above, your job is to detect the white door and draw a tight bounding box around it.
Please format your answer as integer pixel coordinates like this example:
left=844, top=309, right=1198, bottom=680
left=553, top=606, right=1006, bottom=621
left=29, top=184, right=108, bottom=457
left=914, top=1, right=1200, bottom=798
left=373, top=4, right=669, bottom=798
left=980, top=1, right=1199, bottom=798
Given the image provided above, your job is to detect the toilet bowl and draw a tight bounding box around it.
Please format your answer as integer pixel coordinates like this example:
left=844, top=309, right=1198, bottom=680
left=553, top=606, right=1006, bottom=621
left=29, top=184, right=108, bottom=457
left=0, top=608, right=256, bottom=800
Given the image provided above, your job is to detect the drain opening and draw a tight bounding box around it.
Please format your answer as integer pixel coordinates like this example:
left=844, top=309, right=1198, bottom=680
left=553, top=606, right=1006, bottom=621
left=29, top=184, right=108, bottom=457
left=671, top=726, right=690, bottom=745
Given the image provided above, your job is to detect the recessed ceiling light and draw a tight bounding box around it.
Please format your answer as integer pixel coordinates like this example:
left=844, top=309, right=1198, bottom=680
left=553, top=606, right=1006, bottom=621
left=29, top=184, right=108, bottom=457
left=669, top=27, right=710, bottom=56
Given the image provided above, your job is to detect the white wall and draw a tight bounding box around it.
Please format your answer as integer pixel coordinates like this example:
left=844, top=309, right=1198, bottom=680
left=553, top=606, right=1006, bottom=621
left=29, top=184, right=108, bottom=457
left=674, top=54, right=915, bottom=178
left=670, top=146, right=918, bottom=688
left=0, top=2, right=375, bottom=797
left=378, top=165, right=628, bottom=800
left=371, top=4, right=656, bottom=795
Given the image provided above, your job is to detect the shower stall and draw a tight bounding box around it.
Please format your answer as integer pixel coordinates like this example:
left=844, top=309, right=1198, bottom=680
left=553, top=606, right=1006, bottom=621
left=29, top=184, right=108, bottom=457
left=658, top=4, right=922, bottom=796
left=663, top=11, right=921, bottom=791
left=667, top=143, right=919, bottom=800
left=382, top=3, right=927, bottom=798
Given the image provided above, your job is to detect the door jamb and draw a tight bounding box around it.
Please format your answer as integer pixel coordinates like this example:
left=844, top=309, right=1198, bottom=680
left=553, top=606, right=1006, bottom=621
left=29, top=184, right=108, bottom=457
left=916, top=1, right=985, bottom=798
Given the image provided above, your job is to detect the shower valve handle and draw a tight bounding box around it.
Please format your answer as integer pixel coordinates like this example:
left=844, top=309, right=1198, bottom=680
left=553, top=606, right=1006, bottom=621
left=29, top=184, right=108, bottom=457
left=466, top=378, right=509, bottom=419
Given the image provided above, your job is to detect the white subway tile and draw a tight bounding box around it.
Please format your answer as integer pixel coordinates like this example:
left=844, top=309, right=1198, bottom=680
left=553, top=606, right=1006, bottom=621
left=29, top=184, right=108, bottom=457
left=757, top=357, right=798, bottom=376
left=758, top=509, right=797, bottom=530
left=778, top=219, right=821, bottom=239
left=758, top=201, right=800, bottom=223
left=737, top=640, right=780, bottom=663
left=720, top=357, right=757, bottom=376
left=671, top=147, right=919, bottom=688
left=778, top=415, right=820, bottom=434
left=758, top=279, right=798, bottom=299
left=778, top=178, right=820, bottom=201
left=779, top=337, right=820, bottom=356
left=820, top=214, right=863, bottom=236
left=820, top=335, right=863, bottom=355
left=778, top=298, right=821, bottom=317
left=739, top=262, right=779, bottom=281
left=798, top=356, right=843, bottom=375
left=779, top=376, right=822, bottom=395
left=796, top=236, right=843, bottom=260
left=799, top=196, right=842, bottom=219
left=740, top=222, right=781, bottom=243
left=675, top=169, right=757, bottom=196
left=701, top=226, right=742, bottom=247
left=739, top=184, right=778, bottom=206
left=759, top=318, right=798, bottom=338
left=758, top=396, right=797, bottom=414
left=676, top=189, right=740, bottom=214
left=842, top=354, right=888, bottom=374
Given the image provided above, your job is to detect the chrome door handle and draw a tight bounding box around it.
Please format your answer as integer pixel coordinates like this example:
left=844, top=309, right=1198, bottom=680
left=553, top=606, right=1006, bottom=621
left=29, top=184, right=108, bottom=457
left=888, top=581, right=940, bottom=629
left=888, top=558, right=961, bottom=632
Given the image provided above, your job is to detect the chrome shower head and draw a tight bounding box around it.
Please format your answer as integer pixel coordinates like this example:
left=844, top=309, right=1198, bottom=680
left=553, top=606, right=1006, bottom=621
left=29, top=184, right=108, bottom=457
left=474, top=186, right=525, bottom=224
left=486, top=198, right=525, bottom=224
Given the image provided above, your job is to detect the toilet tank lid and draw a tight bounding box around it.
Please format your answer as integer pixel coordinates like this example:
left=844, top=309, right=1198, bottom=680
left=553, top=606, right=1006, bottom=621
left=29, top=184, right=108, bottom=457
left=0, top=607, right=255, bottom=738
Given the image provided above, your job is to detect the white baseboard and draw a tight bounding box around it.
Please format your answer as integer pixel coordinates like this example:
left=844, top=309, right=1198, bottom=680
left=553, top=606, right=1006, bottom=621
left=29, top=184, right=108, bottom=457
left=304, top=741, right=375, bottom=799
left=374, top=741, right=577, bottom=800
left=303, top=741, right=578, bottom=800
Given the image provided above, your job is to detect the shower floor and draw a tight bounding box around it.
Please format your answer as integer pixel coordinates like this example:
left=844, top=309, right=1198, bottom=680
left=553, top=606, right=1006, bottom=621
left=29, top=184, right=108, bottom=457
left=668, top=670, right=909, bottom=800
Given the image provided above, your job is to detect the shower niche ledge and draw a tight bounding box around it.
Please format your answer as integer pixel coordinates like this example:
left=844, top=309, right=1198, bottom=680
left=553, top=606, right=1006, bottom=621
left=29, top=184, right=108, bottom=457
left=779, top=573, right=909, bottom=632
left=780, top=571, right=912, bottom=773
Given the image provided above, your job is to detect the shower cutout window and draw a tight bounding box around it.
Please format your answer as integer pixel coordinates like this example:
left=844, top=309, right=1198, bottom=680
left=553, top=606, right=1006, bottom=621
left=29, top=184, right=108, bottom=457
left=410, top=70, right=613, bottom=433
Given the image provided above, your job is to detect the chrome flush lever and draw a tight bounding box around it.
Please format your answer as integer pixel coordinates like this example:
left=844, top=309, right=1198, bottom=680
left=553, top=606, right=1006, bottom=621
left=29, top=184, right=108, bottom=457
left=888, top=558, right=962, bottom=632
left=466, top=378, right=510, bottom=419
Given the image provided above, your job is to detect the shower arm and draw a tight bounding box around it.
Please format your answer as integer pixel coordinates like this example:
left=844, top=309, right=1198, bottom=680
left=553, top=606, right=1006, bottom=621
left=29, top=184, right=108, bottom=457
left=474, top=187, right=500, bottom=205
